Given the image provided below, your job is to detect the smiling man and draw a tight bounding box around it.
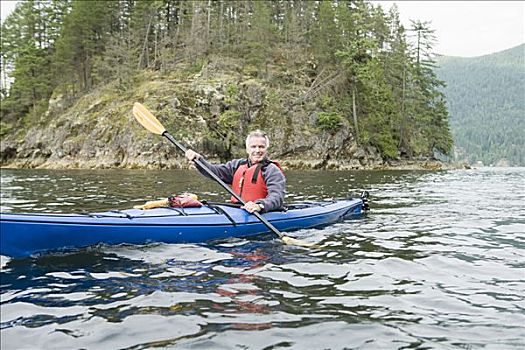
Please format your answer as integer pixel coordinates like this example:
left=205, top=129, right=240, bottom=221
left=185, top=130, right=285, bottom=213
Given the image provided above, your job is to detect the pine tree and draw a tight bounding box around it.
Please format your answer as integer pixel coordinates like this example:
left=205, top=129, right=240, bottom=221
left=244, top=1, right=275, bottom=76
left=407, top=20, right=452, bottom=156
left=311, top=0, right=338, bottom=66
left=53, top=0, right=117, bottom=91
left=1, top=0, right=63, bottom=120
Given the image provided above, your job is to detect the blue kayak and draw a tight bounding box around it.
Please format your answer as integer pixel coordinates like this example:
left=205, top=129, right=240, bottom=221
left=0, top=199, right=365, bottom=257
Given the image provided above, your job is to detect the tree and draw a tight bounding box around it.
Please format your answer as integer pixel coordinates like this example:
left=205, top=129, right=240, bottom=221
left=381, top=4, right=410, bottom=153
left=53, top=0, right=117, bottom=91
left=244, top=1, right=275, bottom=76
left=1, top=0, right=65, bottom=120
left=406, top=20, right=453, bottom=156
left=311, top=0, right=338, bottom=66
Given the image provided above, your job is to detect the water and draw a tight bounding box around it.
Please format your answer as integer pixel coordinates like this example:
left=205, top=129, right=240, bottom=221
left=1, top=167, right=524, bottom=349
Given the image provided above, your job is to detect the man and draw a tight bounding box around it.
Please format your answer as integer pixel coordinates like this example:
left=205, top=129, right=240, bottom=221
left=185, top=130, right=285, bottom=213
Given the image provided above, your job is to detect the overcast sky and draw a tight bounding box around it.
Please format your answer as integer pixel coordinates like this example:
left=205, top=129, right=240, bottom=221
left=1, top=0, right=524, bottom=57
left=1, top=0, right=18, bottom=21
left=374, top=1, right=524, bottom=57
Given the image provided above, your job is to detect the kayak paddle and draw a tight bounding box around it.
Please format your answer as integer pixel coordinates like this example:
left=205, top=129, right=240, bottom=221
left=132, top=102, right=313, bottom=247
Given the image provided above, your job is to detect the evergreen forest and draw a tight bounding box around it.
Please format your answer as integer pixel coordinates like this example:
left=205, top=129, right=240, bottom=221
left=436, top=44, right=525, bottom=166
left=0, top=0, right=453, bottom=168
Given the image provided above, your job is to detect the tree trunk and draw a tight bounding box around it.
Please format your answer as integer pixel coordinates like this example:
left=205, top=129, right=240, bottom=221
left=138, top=14, right=153, bottom=69
left=219, top=0, right=224, bottom=45
left=352, top=84, right=359, bottom=143
left=398, top=63, right=406, bottom=148
left=206, top=0, right=211, bottom=51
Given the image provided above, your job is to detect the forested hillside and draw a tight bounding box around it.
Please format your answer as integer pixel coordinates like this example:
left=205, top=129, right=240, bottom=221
left=1, top=0, right=453, bottom=169
left=436, top=44, right=525, bottom=166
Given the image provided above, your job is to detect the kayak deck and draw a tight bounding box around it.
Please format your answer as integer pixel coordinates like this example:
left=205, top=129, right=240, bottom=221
left=0, top=199, right=364, bottom=257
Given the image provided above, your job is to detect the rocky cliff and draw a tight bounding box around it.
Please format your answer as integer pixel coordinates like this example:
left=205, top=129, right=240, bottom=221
left=1, top=60, right=451, bottom=171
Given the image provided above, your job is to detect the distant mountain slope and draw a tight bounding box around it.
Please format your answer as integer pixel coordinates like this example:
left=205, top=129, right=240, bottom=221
left=435, top=44, right=525, bottom=166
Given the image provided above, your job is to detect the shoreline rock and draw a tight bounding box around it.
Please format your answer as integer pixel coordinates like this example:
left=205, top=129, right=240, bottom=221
left=0, top=156, right=469, bottom=171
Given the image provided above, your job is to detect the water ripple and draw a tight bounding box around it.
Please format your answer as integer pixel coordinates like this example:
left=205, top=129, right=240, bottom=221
left=1, top=167, right=524, bottom=349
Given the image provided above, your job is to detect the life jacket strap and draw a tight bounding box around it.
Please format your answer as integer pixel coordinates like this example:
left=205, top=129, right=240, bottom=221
left=251, top=162, right=266, bottom=184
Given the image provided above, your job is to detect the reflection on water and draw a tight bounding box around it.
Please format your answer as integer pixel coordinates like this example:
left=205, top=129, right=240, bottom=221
left=1, top=167, right=524, bottom=349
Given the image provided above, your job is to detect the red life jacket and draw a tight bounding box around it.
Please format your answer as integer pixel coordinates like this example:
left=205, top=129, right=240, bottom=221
left=231, top=159, right=283, bottom=203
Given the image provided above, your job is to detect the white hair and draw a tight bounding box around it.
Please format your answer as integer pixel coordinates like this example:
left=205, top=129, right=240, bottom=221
left=245, top=130, right=269, bottom=148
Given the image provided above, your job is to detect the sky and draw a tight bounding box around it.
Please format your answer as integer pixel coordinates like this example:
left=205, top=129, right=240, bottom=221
left=1, top=0, right=524, bottom=57
left=1, top=0, right=18, bottom=21
left=374, top=1, right=524, bottom=57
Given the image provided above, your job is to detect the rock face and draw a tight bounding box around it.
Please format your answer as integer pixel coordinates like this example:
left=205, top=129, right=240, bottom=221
left=0, top=65, right=444, bottom=170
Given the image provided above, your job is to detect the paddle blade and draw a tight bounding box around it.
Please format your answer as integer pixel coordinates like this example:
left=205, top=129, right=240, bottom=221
left=133, top=102, right=166, bottom=135
left=281, top=236, right=318, bottom=248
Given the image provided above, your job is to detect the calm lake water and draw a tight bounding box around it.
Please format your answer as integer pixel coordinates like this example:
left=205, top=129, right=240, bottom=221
left=1, top=167, right=524, bottom=349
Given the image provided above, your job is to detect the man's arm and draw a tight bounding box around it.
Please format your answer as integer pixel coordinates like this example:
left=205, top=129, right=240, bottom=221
left=256, top=164, right=286, bottom=212
left=193, top=157, right=242, bottom=185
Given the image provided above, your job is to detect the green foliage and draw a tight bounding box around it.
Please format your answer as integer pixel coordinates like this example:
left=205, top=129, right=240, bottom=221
left=93, top=34, right=138, bottom=91
left=218, top=110, right=241, bottom=129
left=436, top=44, right=525, bottom=165
left=242, top=1, right=275, bottom=76
left=317, top=112, right=343, bottom=133
left=0, top=121, right=14, bottom=137
left=319, top=95, right=336, bottom=110
left=1, top=0, right=68, bottom=124
left=311, top=1, right=339, bottom=65
left=186, top=58, right=207, bottom=76
left=226, top=84, right=239, bottom=97
left=224, top=84, right=239, bottom=105
left=21, top=100, right=49, bottom=127
left=372, top=133, right=398, bottom=159
left=53, top=0, right=118, bottom=91
left=10, top=43, right=53, bottom=106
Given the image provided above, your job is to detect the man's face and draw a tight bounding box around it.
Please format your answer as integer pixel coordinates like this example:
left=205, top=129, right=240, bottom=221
left=246, top=136, right=268, bottom=163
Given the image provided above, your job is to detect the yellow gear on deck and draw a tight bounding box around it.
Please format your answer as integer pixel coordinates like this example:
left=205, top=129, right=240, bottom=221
left=133, top=193, right=199, bottom=210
